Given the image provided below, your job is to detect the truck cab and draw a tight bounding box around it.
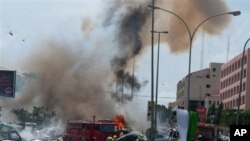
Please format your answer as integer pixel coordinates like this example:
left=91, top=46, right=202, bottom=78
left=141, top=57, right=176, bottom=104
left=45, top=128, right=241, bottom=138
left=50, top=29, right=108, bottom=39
left=63, top=120, right=120, bottom=141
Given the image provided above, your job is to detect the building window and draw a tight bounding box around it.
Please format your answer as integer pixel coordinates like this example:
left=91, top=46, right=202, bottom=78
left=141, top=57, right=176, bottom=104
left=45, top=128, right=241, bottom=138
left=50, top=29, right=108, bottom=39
left=206, top=74, right=210, bottom=78
left=244, top=56, right=247, bottom=64
left=213, top=68, right=216, bottom=72
left=238, top=60, right=241, bottom=68
left=206, top=84, right=211, bottom=88
left=243, top=96, right=245, bottom=104
left=243, top=82, right=246, bottom=91
left=244, top=69, right=246, bottom=78
left=209, top=101, right=211, bottom=104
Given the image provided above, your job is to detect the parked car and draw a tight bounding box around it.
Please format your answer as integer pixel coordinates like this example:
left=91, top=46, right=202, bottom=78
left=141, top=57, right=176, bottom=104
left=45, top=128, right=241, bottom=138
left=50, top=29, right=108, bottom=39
left=0, top=129, right=22, bottom=141
left=116, top=131, right=146, bottom=141
left=30, top=131, right=59, bottom=141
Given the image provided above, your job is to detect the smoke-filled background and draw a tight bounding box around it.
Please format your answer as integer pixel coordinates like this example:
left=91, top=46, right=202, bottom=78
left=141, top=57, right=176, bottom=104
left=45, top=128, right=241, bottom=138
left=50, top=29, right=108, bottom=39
left=0, top=0, right=247, bottom=131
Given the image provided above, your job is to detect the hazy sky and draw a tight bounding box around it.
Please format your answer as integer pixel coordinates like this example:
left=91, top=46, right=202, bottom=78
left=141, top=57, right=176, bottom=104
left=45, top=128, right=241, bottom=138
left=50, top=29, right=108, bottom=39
left=0, top=0, right=249, bottom=108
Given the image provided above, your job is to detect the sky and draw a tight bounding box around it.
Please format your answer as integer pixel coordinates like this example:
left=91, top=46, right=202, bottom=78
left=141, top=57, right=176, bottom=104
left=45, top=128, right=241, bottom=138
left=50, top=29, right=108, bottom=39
left=0, top=0, right=250, bottom=121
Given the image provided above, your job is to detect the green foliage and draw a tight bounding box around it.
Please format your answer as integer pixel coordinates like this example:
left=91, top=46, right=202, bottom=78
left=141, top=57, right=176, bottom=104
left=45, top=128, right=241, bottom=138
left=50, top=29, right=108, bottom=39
left=206, top=103, right=223, bottom=125
left=206, top=102, right=215, bottom=124
left=220, top=109, right=250, bottom=126
left=215, top=103, right=223, bottom=125
left=11, top=106, right=56, bottom=126
left=156, top=105, right=167, bottom=123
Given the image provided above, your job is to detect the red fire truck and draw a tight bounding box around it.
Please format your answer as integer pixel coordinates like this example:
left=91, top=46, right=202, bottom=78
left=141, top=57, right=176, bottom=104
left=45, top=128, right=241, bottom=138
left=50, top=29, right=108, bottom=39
left=63, top=116, right=125, bottom=141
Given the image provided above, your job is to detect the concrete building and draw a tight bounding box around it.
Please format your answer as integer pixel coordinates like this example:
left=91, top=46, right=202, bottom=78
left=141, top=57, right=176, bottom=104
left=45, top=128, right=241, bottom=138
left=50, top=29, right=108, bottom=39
left=176, top=63, right=222, bottom=111
left=220, top=48, right=250, bottom=110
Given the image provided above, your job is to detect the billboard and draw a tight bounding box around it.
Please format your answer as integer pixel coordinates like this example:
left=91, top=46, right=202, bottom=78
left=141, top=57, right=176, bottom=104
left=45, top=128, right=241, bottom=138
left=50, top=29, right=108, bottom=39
left=0, top=70, right=16, bottom=98
left=147, top=101, right=155, bottom=121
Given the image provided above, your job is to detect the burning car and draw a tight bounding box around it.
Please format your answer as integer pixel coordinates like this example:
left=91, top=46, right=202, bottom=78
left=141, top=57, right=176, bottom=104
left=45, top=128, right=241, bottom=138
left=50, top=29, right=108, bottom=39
left=116, top=131, right=146, bottom=141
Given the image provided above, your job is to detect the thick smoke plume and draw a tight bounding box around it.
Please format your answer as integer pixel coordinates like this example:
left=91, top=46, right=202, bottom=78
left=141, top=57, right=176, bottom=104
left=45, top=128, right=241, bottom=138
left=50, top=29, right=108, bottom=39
left=3, top=42, right=117, bottom=122
left=102, top=0, right=231, bottom=95
left=155, top=0, right=231, bottom=52
left=109, top=3, right=150, bottom=93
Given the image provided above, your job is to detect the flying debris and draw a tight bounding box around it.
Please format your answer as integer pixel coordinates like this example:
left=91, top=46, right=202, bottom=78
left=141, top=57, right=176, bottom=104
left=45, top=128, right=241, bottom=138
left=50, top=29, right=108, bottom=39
left=9, top=30, right=13, bottom=36
left=22, top=39, right=25, bottom=42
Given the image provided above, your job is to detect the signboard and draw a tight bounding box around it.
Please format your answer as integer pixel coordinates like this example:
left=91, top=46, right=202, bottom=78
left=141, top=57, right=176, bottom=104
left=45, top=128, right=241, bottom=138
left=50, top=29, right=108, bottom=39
left=0, top=70, right=16, bottom=98
left=147, top=101, right=155, bottom=121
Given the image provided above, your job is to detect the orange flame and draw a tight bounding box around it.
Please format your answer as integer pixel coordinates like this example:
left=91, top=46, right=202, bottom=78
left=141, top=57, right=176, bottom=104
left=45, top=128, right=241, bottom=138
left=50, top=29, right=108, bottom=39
left=113, top=115, right=126, bottom=130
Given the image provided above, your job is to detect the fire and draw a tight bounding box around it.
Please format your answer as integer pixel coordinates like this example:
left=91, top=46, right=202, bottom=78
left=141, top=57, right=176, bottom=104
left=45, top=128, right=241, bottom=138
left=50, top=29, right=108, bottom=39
left=113, top=115, right=126, bottom=130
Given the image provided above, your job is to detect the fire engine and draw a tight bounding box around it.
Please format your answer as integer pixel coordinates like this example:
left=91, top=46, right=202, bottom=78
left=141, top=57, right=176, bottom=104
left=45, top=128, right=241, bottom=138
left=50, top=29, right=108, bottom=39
left=63, top=115, right=126, bottom=141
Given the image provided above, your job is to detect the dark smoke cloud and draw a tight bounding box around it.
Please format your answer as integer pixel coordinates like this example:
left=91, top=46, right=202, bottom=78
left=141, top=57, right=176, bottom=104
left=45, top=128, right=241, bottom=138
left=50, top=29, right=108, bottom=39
left=104, top=0, right=231, bottom=95
left=109, top=3, right=149, bottom=94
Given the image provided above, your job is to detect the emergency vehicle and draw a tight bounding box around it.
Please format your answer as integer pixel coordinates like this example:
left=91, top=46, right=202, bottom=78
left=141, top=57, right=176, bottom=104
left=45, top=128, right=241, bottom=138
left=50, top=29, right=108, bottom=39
left=63, top=116, right=125, bottom=141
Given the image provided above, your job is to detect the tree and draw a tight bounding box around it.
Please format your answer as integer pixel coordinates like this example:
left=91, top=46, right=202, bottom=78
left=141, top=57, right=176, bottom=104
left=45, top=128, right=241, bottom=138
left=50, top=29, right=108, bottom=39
left=12, top=106, right=56, bottom=126
left=206, top=102, right=215, bottom=123
left=215, top=103, right=223, bottom=125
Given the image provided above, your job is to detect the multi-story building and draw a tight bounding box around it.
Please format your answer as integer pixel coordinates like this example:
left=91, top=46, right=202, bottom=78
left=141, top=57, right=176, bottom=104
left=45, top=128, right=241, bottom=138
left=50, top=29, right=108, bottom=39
left=176, top=63, right=222, bottom=111
left=220, top=48, right=250, bottom=110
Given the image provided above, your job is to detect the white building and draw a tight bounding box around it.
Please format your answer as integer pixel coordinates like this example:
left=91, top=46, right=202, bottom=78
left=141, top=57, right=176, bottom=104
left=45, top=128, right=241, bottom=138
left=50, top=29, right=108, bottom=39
left=176, top=63, right=222, bottom=111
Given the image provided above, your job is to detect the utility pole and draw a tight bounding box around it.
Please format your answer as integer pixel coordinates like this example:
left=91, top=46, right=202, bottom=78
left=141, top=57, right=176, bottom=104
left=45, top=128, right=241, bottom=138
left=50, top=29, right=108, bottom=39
left=150, top=0, right=155, bottom=140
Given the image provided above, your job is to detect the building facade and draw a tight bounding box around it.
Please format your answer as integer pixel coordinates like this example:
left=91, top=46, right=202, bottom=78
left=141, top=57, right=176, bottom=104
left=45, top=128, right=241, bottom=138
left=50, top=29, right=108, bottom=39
left=176, top=63, right=222, bottom=111
left=220, top=48, right=250, bottom=110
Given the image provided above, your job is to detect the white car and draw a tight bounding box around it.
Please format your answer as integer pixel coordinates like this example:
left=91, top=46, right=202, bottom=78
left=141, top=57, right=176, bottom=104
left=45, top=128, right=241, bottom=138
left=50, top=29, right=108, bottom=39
left=116, top=131, right=146, bottom=141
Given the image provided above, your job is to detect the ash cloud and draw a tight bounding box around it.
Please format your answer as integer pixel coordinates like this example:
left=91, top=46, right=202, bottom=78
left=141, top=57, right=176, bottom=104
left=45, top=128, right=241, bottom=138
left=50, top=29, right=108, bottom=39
left=3, top=42, right=117, bottom=122
left=155, top=0, right=231, bottom=52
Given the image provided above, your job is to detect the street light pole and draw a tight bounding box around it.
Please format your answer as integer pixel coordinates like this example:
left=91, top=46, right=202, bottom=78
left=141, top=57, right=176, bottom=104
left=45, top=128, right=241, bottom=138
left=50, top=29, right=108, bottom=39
left=152, top=31, right=168, bottom=131
left=148, top=5, right=240, bottom=110
left=236, top=37, right=250, bottom=124
left=150, top=0, right=155, bottom=140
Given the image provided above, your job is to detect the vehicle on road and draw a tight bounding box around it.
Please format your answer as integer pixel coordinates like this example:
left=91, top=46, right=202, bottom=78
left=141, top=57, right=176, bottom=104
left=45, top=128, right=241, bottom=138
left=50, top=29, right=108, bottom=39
left=0, top=129, right=22, bottom=141
left=63, top=120, right=120, bottom=141
left=116, top=131, right=146, bottom=141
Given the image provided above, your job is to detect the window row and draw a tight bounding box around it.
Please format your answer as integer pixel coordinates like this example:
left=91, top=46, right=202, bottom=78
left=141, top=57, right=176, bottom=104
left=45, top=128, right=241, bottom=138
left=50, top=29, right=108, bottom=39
left=221, top=69, right=246, bottom=89
left=223, top=96, right=246, bottom=109
left=221, top=56, right=247, bottom=78
left=220, top=83, right=246, bottom=100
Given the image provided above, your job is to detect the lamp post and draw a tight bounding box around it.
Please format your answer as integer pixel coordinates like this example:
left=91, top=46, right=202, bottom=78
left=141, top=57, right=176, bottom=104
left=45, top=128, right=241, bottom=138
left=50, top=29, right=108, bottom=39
left=148, top=5, right=241, bottom=110
left=150, top=1, right=155, bottom=141
left=236, top=37, right=250, bottom=124
left=152, top=30, right=168, bottom=131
